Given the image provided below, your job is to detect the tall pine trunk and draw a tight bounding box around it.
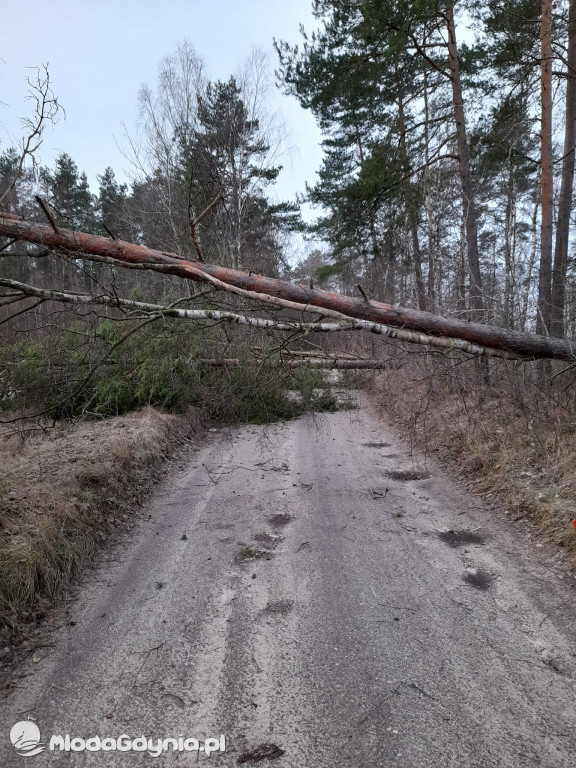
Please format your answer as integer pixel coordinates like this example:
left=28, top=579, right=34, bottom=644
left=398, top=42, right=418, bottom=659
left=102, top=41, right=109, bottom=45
left=397, top=89, right=428, bottom=310
left=503, top=159, right=517, bottom=329
left=445, top=2, right=484, bottom=319
left=551, top=0, right=576, bottom=338
left=354, top=123, right=389, bottom=303
left=537, top=0, right=554, bottom=336
left=423, top=65, right=437, bottom=312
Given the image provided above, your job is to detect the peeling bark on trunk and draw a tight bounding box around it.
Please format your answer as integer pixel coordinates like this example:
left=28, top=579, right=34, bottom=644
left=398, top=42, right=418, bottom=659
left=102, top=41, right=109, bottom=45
left=1, top=213, right=575, bottom=361
left=354, top=123, right=389, bottom=304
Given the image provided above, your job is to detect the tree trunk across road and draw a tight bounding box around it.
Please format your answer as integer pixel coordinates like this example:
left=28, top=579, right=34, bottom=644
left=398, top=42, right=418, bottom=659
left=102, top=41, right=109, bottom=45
left=1, top=213, right=576, bottom=361
left=1, top=397, right=575, bottom=766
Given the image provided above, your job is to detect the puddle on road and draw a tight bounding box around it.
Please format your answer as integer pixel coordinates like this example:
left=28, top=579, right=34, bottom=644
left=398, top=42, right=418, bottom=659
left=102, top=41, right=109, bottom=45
left=268, top=513, right=294, bottom=528
left=385, top=469, right=430, bottom=481
left=438, top=529, right=486, bottom=548
left=463, top=568, right=495, bottom=590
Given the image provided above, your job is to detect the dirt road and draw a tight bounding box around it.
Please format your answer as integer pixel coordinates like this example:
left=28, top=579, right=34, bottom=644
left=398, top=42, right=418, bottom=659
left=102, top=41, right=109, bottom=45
left=2, top=395, right=576, bottom=767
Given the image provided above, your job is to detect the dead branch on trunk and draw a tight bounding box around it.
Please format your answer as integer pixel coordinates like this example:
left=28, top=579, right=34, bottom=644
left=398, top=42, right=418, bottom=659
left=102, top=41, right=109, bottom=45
left=1, top=214, right=574, bottom=360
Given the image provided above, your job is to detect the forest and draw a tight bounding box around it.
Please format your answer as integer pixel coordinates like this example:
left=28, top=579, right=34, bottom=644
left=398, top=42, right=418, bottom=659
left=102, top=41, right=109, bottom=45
left=275, top=0, right=576, bottom=340
left=2, top=0, right=576, bottom=628
left=3, top=5, right=576, bottom=764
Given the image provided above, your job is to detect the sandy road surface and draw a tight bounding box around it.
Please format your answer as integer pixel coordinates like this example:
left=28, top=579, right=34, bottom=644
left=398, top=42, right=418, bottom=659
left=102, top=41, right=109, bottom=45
left=2, top=395, right=576, bottom=767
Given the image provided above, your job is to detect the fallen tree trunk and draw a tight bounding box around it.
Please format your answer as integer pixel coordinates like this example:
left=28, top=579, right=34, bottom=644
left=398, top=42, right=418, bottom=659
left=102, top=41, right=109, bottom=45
left=257, top=348, right=361, bottom=359
left=1, top=213, right=575, bottom=361
left=0, top=276, right=518, bottom=359
left=287, top=359, right=387, bottom=369
left=195, top=358, right=385, bottom=369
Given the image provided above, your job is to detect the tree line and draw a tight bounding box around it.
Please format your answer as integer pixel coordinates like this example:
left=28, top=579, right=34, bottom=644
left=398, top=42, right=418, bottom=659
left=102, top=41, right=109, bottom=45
left=0, top=44, right=300, bottom=309
left=0, top=46, right=313, bottom=421
left=275, top=0, right=576, bottom=340
left=4, top=1, right=576, bottom=383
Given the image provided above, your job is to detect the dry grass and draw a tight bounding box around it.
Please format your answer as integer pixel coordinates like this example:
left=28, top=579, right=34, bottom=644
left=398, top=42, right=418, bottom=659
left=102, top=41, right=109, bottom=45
left=368, top=354, right=576, bottom=565
left=0, top=407, right=203, bottom=634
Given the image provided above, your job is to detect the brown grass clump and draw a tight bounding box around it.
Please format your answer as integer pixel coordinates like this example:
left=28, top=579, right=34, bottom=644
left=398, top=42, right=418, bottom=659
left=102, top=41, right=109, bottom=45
left=0, top=407, right=203, bottom=635
left=368, top=354, right=576, bottom=565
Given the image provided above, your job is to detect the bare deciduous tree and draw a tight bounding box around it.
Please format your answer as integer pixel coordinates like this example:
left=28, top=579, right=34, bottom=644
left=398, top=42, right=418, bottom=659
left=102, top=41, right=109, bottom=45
left=0, top=64, right=63, bottom=209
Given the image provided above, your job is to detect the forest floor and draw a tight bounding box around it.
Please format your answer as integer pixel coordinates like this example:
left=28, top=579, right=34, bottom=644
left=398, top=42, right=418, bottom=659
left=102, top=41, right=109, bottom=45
left=1, top=393, right=575, bottom=767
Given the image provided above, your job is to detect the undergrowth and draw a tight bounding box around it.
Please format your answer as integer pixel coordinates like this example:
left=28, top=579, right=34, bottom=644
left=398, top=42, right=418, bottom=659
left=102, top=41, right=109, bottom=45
left=369, top=353, right=576, bottom=564
left=0, top=318, right=339, bottom=424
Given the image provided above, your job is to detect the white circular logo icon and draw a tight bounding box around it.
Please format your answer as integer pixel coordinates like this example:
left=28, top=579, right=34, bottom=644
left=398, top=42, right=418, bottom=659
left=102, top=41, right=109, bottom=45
left=10, top=719, right=45, bottom=757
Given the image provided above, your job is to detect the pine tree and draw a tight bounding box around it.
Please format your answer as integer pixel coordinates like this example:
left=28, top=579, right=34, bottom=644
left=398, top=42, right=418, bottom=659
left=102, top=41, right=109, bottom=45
left=41, top=153, right=96, bottom=230
left=0, top=148, right=21, bottom=213
left=180, top=77, right=282, bottom=271
left=97, top=167, right=130, bottom=239
left=276, top=0, right=487, bottom=313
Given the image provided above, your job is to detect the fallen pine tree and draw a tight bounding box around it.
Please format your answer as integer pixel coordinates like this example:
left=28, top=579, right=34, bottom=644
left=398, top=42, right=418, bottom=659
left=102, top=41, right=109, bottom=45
left=1, top=211, right=575, bottom=362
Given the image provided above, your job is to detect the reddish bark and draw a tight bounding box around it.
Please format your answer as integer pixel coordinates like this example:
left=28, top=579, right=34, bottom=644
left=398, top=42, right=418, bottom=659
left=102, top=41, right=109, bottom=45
left=551, top=0, right=576, bottom=338
left=538, top=0, right=554, bottom=335
left=0, top=213, right=575, bottom=361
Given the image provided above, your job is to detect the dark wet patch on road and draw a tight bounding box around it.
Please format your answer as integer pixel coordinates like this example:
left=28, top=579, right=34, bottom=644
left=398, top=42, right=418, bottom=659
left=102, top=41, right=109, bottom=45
left=463, top=568, right=495, bottom=590
left=263, top=600, right=294, bottom=615
left=362, top=442, right=391, bottom=448
left=438, top=529, right=486, bottom=547
left=268, top=513, right=293, bottom=528
left=254, top=533, right=281, bottom=549
left=237, top=743, right=286, bottom=763
left=386, top=469, right=430, bottom=481
left=161, top=692, right=186, bottom=709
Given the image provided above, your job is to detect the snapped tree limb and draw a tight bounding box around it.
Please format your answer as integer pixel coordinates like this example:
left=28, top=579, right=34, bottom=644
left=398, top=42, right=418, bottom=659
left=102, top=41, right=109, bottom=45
left=1, top=213, right=574, bottom=361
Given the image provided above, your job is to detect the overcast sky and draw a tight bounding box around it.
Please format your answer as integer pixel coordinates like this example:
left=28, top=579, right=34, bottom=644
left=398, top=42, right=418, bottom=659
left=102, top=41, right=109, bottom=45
left=1, top=0, right=324, bottom=219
